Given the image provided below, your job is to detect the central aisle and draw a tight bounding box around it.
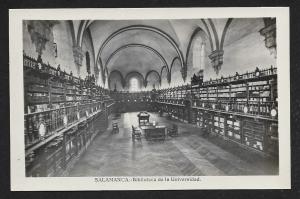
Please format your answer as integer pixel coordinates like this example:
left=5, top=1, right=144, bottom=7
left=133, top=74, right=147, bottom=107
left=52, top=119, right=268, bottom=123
left=68, top=112, right=277, bottom=176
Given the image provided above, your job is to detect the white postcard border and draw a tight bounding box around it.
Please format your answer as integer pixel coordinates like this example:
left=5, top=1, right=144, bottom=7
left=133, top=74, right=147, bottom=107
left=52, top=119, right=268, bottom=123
left=9, top=7, right=290, bottom=191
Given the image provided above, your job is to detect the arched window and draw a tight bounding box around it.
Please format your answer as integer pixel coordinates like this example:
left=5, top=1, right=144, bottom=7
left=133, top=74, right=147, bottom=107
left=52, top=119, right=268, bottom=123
left=200, top=42, right=205, bottom=70
left=86, top=51, right=90, bottom=74
left=129, top=78, right=139, bottom=92
left=192, top=37, right=206, bottom=70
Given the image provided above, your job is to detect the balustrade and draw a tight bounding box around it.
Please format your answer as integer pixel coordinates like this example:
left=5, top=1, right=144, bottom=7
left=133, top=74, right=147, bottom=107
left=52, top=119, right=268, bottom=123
left=155, top=66, right=277, bottom=119
left=24, top=101, right=103, bottom=148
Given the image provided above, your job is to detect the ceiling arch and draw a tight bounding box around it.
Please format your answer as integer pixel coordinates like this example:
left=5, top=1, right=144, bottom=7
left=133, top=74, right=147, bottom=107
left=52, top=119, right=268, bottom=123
left=76, top=19, right=249, bottom=65
left=67, top=20, right=76, bottom=46
left=160, top=65, right=169, bottom=76
left=125, top=71, right=145, bottom=88
left=185, top=27, right=211, bottom=74
left=170, top=56, right=181, bottom=72
left=70, top=18, right=269, bottom=88
left=77, top=20, right=92, bottom=46
left=107, top=47, right=165, bottom=79
left=221, top=18, right=264, bottom=47
left=96, top=25, right=185, bottom=70
left=108, top=70, right=125, bottom=89
left=105, top=44, right=169, bottom=71
left=169, top=56, right=182, bottom=83
left=145, top=70, right=161, bottom=86
left=160, top=65, right=170, bottom=84
left=186, top=27, right=212, bottom=62
left=220, top=18, right=233, bottom=50
left=200, top=19, right=215, bottom=51
left=208, top=19, right=220, bottom=50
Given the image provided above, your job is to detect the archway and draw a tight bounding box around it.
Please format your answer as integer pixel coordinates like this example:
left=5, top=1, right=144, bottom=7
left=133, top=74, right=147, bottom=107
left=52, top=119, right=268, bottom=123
left=145, top=70, right=161, bottom=90
left=97, top=25, right=185, bottom=72
left=170, top=57, right=184, bottom=87
left=125, top=71, right=144, bottom=91
left=186, top=28, right=211, bottom=80
left=108, top=70, right=124, bottom=91
left=105, top=44, right=168, bottom=71
left=160, top=66, right=169, bottom=88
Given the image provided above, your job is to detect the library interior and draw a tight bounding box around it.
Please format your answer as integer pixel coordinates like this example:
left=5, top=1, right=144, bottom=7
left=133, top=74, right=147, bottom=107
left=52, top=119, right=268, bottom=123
left=23, top=18, right=278, bottom=177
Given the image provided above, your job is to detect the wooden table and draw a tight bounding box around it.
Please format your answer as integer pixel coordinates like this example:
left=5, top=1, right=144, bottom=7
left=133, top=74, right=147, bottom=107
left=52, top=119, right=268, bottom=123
left=140, top=125, right=166, bottom=141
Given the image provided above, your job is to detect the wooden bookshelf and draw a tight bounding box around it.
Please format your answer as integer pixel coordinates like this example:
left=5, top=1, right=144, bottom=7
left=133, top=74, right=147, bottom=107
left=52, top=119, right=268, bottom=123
left=23, top=54, right=114, bottom=177
left=155, top=66, right=278, bottom=156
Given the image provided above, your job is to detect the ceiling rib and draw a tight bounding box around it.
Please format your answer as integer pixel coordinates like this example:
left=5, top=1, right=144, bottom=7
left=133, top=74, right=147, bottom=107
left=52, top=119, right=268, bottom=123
left=105, top=44, right=169, bottom=72
left=96, top=25, right=185, bottom=72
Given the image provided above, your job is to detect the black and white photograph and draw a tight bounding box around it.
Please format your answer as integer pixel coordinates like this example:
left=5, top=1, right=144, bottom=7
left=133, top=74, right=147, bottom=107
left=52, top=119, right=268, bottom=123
left=9, top=8, right=290, bottom=190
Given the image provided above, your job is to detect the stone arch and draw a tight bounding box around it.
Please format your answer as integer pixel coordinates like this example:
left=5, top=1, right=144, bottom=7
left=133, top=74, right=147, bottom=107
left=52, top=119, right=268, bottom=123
left=185, top=28, right=211, bottom=79
left=208, top=19, right=220, bottom=50
left=105, top=44, right=168, bottom=71
left=145, top=70, right=161, bottom=89
left=96, top=25, right=185, bottom=72
left=77, top=20, right=91, bottom=47
left=185, top=27, right=211, bottom=68
left=170, top=57, right=184, bottom=86
left=170, top=57, right=181, bottom=72
left=108, top=70, right=125, bottom=90
left=67, top=20, right=76, bottom=46
left=125, top=71, right=145, bottom=90
left=160, top=66, right=169, bottom=88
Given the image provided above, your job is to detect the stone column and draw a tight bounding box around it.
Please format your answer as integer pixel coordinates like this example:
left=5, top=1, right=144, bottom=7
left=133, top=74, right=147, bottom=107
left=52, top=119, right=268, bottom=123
left=260, top=18, right=276, bottom=58
left=73, top=45, right=84, bottom=76
left=180, top=65, right=187, bottom=82
left=143, top=79, right=148, bottom=88
left=208, top=50, right=224, bottom=75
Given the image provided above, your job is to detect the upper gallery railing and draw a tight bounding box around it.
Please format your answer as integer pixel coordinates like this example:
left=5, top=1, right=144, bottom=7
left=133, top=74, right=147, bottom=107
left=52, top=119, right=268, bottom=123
left=156, top=66, right=277, bottom=119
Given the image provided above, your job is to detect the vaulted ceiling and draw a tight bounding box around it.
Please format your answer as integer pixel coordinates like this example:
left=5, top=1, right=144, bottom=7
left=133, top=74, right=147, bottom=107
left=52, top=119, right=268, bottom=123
left=70, top=18, right=266, bottom=87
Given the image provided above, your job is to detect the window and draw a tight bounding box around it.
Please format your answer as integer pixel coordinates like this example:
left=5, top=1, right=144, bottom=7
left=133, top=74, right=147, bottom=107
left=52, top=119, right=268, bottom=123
left=200, top=42, right=205, bottom=70
left=192, top=37, right=205, bottom=70
left=129, top=78, right=139, bottom=92
left=86, top=51, right=90, bottom=74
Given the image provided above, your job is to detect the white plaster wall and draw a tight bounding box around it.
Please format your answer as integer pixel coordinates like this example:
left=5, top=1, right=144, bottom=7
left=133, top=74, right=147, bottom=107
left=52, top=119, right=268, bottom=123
left=203, top=31, right=276, bottom=81
left=108, top=74, right=123, bottom=91
left=145, top=73, right=160, bottom=91
left=160, top=68, right=169, bottom=89
left=81, top=31, right=96, bottom=78
left=170, top=59, right=185, bottom=87
left=23, top=21, right=76, bottom=74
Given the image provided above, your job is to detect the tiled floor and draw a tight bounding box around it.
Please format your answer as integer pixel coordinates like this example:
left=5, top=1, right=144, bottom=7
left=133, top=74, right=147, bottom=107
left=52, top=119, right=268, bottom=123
left=68, top=112, right=278, bottom=176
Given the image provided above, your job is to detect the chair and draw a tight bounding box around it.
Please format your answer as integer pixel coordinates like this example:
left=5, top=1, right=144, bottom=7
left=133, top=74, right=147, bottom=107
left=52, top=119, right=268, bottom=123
left=159, top=110, right=163, bottom=117
left=132, top=125, right=142, bottom=141
left=167, top=124, right=178, bottom=137
left=167, top=112, right=172, bottom=120
left=112, top=122, right=119, bottom=134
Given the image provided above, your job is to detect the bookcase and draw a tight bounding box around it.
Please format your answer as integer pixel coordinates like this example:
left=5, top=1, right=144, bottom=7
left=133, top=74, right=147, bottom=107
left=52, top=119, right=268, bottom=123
left=156, top=66, right=278, bottom=156
left=23, top=54, right=114, bottom=177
